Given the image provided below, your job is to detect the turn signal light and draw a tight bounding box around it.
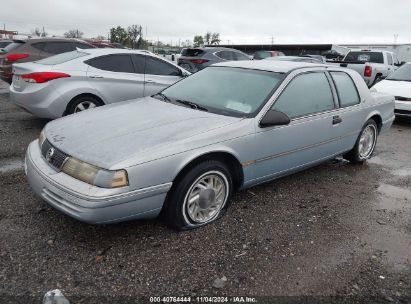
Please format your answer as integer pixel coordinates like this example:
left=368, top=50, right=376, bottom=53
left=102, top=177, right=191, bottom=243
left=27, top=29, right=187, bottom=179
left=21, top=72, right=71, bottom=83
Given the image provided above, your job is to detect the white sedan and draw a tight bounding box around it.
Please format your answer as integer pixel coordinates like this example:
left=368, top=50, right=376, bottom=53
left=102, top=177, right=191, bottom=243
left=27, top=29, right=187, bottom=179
left=372, top=62, right=411, bottom=118
left=10, top=49, right=190, bottom=119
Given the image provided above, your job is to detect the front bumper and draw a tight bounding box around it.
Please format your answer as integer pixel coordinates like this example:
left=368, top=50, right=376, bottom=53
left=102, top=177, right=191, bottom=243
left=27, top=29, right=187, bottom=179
left=25, top=141, right=172, bottom=224
left=395, top=100, right=411, bottom=117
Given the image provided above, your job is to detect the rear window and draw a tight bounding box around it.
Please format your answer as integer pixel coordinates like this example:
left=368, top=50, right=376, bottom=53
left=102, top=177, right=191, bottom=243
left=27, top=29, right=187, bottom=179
left=3, top=42, right=24, bottom=53
left=43, top=42, right=74, bottom=54
left=36, top=51, right=89, bottom=65
left=344, top=52, right=384, bottom=64
left=330, top=72, right=360, bottom=107
left=181, top=48, right=204, bottom=57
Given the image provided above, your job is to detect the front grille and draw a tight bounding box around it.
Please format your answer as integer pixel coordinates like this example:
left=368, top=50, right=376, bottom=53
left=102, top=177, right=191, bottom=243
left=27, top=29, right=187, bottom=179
left=395, top=109, right=411, bottom=115
left=41, top=140, right=68, bottom=170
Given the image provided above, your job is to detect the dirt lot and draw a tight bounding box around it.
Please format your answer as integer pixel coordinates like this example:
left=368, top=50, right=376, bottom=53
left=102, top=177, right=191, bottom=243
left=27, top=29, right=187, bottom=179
left=0, top=81, right=410, bottom=304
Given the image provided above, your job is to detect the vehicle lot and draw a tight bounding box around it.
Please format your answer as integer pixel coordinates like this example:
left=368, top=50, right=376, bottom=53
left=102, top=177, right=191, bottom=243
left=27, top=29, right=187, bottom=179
left=0, top=79, right=410, bottom=302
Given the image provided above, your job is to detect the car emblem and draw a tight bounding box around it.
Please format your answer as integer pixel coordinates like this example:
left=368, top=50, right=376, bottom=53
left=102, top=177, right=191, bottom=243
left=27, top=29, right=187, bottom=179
left=46, top=147, right=55, bottom=162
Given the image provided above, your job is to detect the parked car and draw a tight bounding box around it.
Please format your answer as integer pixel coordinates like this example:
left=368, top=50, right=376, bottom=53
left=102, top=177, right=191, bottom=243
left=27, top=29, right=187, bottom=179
left=177, top=47, right=250, bottom=73
left=321, top=49, right=345, bottom=61
left=0, top=38, right=94, bottom=83
left=10, top=48, right=190, bottom=119
left=371, top=62, right=411, bottom=118
left=253, top=50, right=285, bottom=60
left=0, top=39, right=13, bottom=50
left=25, top=60, right=394, bottom=230
left=327, top=49, right=402, bottom=87
left=301, top=54, right=326, bottom=63
left=265, top=56, right=324, bottom=64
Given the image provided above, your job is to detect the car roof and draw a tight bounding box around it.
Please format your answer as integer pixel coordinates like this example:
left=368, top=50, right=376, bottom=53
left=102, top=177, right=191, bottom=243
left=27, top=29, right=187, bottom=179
left=212, top=60, right=325, bottom=73
left=76, top=48, right=153, bottom=56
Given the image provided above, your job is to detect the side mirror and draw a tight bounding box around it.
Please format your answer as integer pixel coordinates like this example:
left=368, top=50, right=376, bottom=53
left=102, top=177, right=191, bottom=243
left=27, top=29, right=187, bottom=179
left=260, top=110, right=291, bottom=128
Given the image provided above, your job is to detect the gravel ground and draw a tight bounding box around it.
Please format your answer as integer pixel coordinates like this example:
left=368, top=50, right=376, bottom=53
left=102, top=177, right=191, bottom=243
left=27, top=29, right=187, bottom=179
left=0, top=81, right=410, bottom=304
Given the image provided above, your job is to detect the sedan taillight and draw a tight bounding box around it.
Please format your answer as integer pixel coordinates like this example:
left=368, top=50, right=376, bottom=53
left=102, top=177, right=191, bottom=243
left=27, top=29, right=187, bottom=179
left=21, top=72, right=71, bottom=83
left=5, top=53, right=29, bottom=62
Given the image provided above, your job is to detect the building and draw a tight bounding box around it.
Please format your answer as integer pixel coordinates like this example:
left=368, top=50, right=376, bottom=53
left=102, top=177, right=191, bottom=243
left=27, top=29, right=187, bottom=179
left=0, top=30, right=18, bottom=39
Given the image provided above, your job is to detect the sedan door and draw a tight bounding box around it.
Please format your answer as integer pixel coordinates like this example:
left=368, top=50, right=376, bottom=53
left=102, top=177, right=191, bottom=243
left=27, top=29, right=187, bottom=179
left=85, top=54, right=145, bottom=104
left=143, top=56, right=183, bottom=96
left=252, top=71, right=343, bottom=183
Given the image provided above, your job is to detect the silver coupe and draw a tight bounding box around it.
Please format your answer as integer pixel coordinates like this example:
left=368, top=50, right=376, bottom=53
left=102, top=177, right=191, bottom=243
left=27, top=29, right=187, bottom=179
left=25, top=60, right=395, bottom=230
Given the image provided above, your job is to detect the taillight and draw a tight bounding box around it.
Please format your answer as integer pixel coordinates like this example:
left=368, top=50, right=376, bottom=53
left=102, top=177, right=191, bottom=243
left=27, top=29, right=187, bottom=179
left=21, top=72, right=70, bottom=83
left=5, top=53, right=29, bottom=62
left=190, top=59, right=209, bottom=64
left=364, top=66, right=372, bottom=77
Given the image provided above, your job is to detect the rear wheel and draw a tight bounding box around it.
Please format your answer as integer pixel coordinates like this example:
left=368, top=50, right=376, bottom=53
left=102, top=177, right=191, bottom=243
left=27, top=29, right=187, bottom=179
left=162, top=160, right=233, bottom=230
left=66, top=95, right=103, bottom=115
left=344, top=119, right=378, bottom=163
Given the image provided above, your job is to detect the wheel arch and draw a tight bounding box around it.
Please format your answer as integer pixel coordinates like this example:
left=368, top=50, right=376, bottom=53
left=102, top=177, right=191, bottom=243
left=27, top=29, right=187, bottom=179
left=173, top=150, right=244, bottom=191
left=366, top=111, right=383, bottom=133
left=64, top=93, right=105, bottom=115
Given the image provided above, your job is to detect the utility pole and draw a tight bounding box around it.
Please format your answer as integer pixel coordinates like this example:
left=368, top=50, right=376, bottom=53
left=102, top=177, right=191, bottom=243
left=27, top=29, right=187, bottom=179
left=394, top=34, right=399, bottom=45
left=271, top=35, right=274, bottom=45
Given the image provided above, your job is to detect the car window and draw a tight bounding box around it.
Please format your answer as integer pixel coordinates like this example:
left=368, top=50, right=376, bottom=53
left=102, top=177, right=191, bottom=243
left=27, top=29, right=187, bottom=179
left=3, top=42, right=24, bottom=53
left=234, top=51, right=250, bottom=61
left=131, top=54, right=146, bottom=74
left=86, top=54, right=134, bottom=73
left=216, top=51, right=235, bottom=61
left=393, top=54, right=399, bottom=65
left=330, top=72, right=360, bottom=107
left=344, top=51, right=384, bottom=64
left=145, top=56, right=180, bottom=76
left=272, top=72, right=335, bottom=118
left=73, top=42, right=94, bottom=50
left=32, top=42, right=46, bottom=51
left=386, top=63, right=411, bottom=81
left=43, top=42, right=75, bottom=54
left=387, top=53, right=393, bottom=65
left=36, top=50, right=89, bottom=65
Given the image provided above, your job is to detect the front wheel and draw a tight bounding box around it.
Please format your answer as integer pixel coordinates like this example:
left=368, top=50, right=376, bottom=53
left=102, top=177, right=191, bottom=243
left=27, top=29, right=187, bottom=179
left=66, top=95, right=103, bottom=115
left=344, top=119, right=378, bottom=163
left=162, top=160, right=233, bottom=230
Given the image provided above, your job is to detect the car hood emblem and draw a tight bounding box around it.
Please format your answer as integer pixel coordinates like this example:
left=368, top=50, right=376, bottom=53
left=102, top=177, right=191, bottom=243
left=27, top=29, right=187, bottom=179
left=46, top=147, right=55, bottom=162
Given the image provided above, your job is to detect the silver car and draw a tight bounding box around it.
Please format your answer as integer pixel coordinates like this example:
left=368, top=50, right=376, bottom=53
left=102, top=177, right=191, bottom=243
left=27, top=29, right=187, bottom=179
left=10, top=49, right=190, bottom=119
left=25, top=60, right=395, bottom=230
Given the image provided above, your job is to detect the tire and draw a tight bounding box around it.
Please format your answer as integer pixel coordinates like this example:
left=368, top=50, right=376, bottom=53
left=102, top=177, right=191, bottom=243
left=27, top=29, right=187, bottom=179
left=162, top=160, right=233, bottom=231
left=344, top=119, right=378, bottom=164
left=66, top=95, right=103, bottom=115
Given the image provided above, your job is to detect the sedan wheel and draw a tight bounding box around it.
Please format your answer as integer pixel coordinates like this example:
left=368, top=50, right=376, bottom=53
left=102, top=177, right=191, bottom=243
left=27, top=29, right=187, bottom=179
left=162, top=160, right=233, bottom=230
left=74, top=101, right=98, bottom=113
left=344, top=119, right=378, bottom=163
left=183, top=171, right=228, bottom=224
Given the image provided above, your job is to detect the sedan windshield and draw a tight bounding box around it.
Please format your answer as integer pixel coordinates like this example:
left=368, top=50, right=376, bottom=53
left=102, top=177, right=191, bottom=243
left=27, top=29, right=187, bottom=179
left=160, top=67, right=284, bottom=117
left=386, top=64, right=411, bottom=81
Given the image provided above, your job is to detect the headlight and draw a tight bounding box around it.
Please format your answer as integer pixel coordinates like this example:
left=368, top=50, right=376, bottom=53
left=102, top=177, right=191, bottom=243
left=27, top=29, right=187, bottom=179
left=38, top=129, right=46, bottom=148
left=62, top=157, right=129, bottom=188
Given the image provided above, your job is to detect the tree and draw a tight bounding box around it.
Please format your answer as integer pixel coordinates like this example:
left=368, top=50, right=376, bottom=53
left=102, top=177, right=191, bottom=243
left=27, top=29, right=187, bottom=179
left=110, top=26, right=129, bottom=45
left=31, top=27, right=47, bottom=37
left=64, top=29, right=83, bottom=38
left=193, top=35, right=204, bottom=47
left=95, top=35, right=106, bottom=41
left=127, top=24, right=142, bottom=49
left=211, top=33, right=220, bottom=45
left=204, top=32, right=212, bottom=45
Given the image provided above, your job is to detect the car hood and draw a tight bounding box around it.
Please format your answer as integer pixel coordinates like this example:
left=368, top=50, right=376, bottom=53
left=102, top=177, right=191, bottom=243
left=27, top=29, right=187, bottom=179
left=45, top=97, right=243, bottom=169
left=373, top=80, right=411, bottom=98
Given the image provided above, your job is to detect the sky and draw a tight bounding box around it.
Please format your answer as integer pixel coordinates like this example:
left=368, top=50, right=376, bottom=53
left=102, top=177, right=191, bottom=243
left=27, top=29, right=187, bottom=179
left=1, top=0, right=410, bottom=45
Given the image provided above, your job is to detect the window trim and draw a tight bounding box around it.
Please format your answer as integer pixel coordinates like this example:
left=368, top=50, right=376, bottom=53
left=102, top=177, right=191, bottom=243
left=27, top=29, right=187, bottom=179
left=267, top=70, right=337, bottom=121
left=144, top=55, right=182, bottom=76
left=84, top=53, right=136, bottom=74
left=329, top=71, right=361, bottom=108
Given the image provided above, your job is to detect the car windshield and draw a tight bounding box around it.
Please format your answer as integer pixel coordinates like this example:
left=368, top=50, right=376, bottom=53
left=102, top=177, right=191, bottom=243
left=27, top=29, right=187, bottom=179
left=160, top=67, right=284, bottom=117
left=36, top=50, right=89, bottom=65
left=386, top=64, right=411, bottom=81
left=344, top=51, right=384, bottom=64
left=2, top=41, right=24, bottom=53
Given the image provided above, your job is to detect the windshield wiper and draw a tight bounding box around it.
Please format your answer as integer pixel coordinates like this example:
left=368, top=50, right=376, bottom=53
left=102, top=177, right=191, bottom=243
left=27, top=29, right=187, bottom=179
left=152, top=92, right=172, bottom=102
left=175, top=99, right=209, bottom=112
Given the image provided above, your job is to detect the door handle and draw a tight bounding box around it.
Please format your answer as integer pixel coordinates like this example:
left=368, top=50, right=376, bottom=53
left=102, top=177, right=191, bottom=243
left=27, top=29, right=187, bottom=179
left=145, top=80, right=156, bottom=83
left=332, top=115, right=342, bottom=125
left=89, top=75, right=104, bottom=79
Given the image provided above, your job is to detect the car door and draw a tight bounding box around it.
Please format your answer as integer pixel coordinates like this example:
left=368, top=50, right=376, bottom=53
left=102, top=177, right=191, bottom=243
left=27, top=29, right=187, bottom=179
left=143, top=56, right=183, bottom=96
left=85, top=53, right=145, bottom=104
left=252, top=71, right=342, bottom=182
left=328, top=71, right=364, bottom=152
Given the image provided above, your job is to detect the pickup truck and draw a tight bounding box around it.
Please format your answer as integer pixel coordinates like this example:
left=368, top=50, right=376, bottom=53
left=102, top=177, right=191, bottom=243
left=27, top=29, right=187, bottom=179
left=327, top=49, right=402, bottom=87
